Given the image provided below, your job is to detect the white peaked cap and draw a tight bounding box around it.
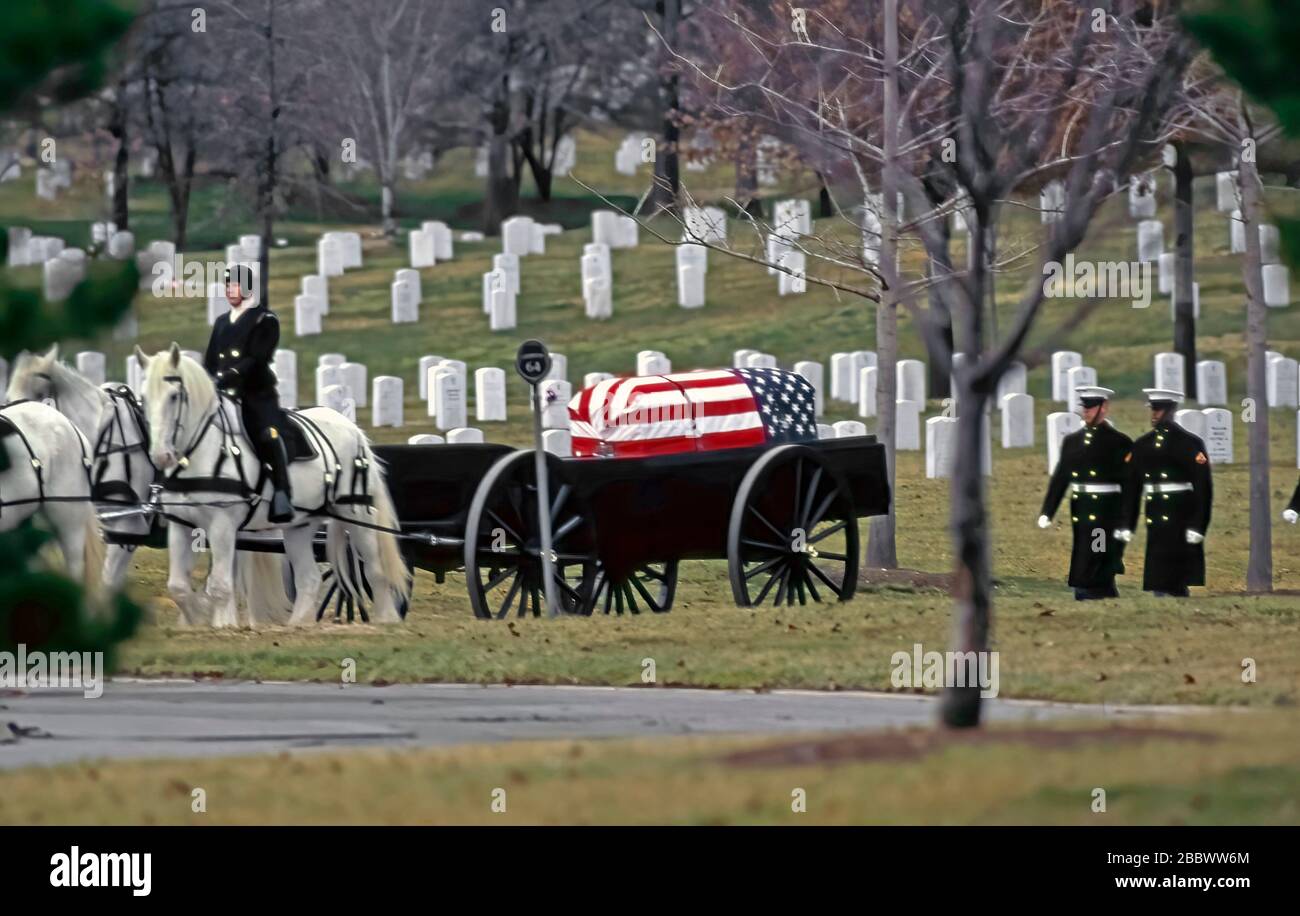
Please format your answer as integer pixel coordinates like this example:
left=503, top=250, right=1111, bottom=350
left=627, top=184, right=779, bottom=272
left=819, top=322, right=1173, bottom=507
left=1142, top=387, right=1184, bottom=404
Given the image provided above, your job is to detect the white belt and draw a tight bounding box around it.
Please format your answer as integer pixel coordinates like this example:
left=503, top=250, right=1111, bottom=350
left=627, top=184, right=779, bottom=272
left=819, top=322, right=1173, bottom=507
left=1071, top=483, right=1121, bottom=494
left=1143, top=482, right=1192, bottom=494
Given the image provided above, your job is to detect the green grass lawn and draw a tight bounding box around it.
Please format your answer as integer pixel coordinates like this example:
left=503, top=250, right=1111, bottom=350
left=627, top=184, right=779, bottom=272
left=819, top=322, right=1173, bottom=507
left=5, top=128, right=1300, bottom=706
left=2, top=711, right=1296, bottom=825
left=6, top=130, right=1300, bottom=825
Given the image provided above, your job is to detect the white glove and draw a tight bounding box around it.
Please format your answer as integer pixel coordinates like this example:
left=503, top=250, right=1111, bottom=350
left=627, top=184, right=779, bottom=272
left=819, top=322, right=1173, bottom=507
left=1185, top=529, right=1205, bottom=545
left=1113, top=529, right=1133, bottom=543
left=1284, top=509, right=1298, bottom=524
left=1037, top=515, right=1050, bottom=529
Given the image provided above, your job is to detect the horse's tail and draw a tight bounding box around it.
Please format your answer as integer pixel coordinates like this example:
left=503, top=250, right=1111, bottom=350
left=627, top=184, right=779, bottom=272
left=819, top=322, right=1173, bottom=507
left=82, top=511, right=106, bottom=596
left=367, top=454, right=412, bottom=608
left=236, top=549, right=292, bottom=625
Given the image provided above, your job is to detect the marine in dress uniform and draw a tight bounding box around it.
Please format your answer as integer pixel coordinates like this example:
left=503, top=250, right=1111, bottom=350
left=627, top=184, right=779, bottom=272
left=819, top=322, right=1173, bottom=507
left=1117, top=388, right=1213, bottom=597
left=203, top=265, right=294, bottom=523
left=1038, top=386, right=1132, bottom=600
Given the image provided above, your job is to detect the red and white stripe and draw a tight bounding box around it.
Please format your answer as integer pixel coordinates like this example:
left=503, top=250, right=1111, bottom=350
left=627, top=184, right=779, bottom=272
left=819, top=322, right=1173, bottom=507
left=569, top=369, right=765, bottom=458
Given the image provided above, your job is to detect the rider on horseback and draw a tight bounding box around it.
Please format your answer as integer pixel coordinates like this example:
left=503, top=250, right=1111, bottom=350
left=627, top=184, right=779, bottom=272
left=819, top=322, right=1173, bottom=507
left=203, top=264, right=294, bottom=523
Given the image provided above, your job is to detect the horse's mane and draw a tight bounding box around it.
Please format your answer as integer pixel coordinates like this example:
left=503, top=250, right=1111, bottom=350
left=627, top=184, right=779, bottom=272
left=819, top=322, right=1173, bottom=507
left=7, top=351, right=107, bottom=436
left=144, top=351, right=216, bottom=422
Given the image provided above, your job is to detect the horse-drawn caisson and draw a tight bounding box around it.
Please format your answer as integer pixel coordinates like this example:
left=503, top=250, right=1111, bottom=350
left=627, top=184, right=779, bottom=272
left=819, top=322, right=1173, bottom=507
left=4, top=347, right=891, bottom=624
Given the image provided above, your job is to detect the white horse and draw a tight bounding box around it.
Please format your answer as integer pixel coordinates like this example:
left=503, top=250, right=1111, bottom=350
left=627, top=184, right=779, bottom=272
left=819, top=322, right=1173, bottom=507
left=7, top=347, right=292, bottom=624
left=0, top=395, right=105, bottom=592
left=7, top=346, right=156, bottom=589
left=136, top=343, right=410, bottom=626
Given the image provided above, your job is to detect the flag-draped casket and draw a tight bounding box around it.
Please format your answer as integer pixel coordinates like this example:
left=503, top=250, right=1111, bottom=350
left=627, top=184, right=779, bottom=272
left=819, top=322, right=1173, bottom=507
left=567, top=367, right=818, bottom=458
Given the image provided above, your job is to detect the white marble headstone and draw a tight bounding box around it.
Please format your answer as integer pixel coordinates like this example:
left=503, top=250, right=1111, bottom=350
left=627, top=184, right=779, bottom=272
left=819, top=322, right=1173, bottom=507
left=1001, top=393, right=1034, bottom=448
left=475, top=367, right=507, bottom=422
left=371, top=376, right=403, bottom=428
left=1196, top=360, right=1227, bottom=406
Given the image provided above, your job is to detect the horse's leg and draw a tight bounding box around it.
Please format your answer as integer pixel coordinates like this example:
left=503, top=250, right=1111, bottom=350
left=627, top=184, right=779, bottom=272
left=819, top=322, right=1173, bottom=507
left=204, top=513, right=239, bottom=628
left=284, top=523, right=323, bottom=626
left=167, top=522, right=204, bottom=626
left=103, top=544, right=134, bottom=590
left=170, top=522, right=205, bottom=625
left=45, top=504, right=86, bottom=584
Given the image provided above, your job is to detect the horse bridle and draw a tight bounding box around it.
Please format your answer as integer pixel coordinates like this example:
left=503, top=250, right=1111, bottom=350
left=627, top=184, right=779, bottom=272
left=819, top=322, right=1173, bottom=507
left=91, top=386, right=156, bottom=506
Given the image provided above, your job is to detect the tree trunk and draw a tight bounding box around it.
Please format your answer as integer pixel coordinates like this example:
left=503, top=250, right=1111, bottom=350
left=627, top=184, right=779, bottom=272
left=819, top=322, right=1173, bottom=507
left=259, top=0, right=278, bottom=310
left=939, top=383, right=993, bottom=728
left=1173, top=140, right=1198, bottom=398
left=1238, top=152, right=1273, bottom=592
left=734, top=134, right=762, bottom=218
left=381, top=181, right=396, bottom=236
left=816, top=171, right=833, bottom=218
left=109, top=82, right=129, bottom=230
left=927, top=217, right=953, bottom=400
left=170, top=146, right=195, bottom=251
left=647, top=0, right=681, bottom=216
left=867, top=0, right=900, bottom=570
left=484, top=76, right=518, bottom=235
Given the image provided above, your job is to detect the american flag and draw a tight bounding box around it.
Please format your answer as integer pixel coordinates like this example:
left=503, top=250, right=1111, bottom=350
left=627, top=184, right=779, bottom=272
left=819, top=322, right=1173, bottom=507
left=568, top=367, right=818, bottom=458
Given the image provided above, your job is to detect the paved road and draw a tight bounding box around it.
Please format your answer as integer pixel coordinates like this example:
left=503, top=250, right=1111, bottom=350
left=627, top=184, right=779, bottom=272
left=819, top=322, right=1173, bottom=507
left=0, top=679, right=1193, bottom=770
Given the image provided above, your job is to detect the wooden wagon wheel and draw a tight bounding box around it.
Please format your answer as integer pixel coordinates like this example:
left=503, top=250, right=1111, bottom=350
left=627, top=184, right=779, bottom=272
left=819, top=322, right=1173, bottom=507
left=727, top=444, right=859, bottom=607
left=463, top=450, right=594, bottom=619
left=579, top=560, right=678, bottom=616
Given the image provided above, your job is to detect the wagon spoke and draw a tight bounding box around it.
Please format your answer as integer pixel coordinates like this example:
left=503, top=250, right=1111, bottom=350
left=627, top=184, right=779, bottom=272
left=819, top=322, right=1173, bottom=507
left=639, top=563, right=667, bottom=583
left=808, top=561, right=845, bottom=598
left=816, top=551, right=848, bottom=562
left=483, top=565, right=515, bottom=592
left=744, top=553, right=785, bottom=581
left=805, top=488, right=837, bottom=532
left=803, top=567, right=822, bottom=603
left=629, top=573, right=659, bottom=610
left=795, top=569, right=807, bottom=606
left=552, top=513, right=583, bottom=543
left=793, top=458, right=803, bottom=524
left=485, top=509, right=523, bottom=547
left=742, top=537, right=785, bottom=554
left=495, top=571, right=523, bottom=620
left=773, top=566, right=791, bottom=606
left=799, top=466, right=824, bottom=530
left=807, top=520, right=847, bottom=544
left=746, top=504, right=787, bottom=543
left=753, top=564, right=787, bottom=605
left=550, top=483, right=570, bottom=521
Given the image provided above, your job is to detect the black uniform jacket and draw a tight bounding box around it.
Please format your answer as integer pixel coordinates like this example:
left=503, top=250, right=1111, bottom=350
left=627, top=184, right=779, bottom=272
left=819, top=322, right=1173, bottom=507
left=1122, top=421, right=1213, bottom=591
left=1041, top=421, right=1133, bottom=588
left=203, top=304, right=287, bottom=456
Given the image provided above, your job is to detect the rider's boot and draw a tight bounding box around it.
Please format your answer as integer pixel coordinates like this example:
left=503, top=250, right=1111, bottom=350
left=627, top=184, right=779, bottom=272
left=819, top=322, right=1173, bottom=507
left=261, top=427, right=295, bottom=524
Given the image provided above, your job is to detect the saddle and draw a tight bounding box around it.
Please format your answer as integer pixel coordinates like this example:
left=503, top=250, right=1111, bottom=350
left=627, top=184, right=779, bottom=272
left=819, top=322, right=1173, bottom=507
left=281, top=412, right=318, bottom=462
left=222, top=393, right=316, bottom=462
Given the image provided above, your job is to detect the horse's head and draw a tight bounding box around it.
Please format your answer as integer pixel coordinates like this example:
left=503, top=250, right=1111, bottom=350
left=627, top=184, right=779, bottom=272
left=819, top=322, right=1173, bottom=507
left=137, top=342, right=212, bottom=471
left=5, top=344, right=59, bottom=402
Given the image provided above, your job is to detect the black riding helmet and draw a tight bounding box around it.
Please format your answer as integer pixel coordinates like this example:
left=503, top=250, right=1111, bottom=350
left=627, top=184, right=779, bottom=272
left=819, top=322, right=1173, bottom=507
left=225, top=264, right=256, bottom=302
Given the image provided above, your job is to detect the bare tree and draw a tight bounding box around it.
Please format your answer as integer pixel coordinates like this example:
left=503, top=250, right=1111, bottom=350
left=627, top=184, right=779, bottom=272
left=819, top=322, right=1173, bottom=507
left=314, top=0, right=463, bottom=235
left=661, top=0, right=1191, bottom=726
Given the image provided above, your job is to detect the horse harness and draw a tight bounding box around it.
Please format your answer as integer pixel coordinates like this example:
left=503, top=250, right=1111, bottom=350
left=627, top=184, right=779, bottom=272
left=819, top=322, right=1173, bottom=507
left=0, top=398, right=94, bottom=519
left=157, top=372, right=374, bottom=529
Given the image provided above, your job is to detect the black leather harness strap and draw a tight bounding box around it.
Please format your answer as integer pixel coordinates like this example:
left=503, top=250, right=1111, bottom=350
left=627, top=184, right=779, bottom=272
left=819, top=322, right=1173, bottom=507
left=0, top=400, right=95, bottom=517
